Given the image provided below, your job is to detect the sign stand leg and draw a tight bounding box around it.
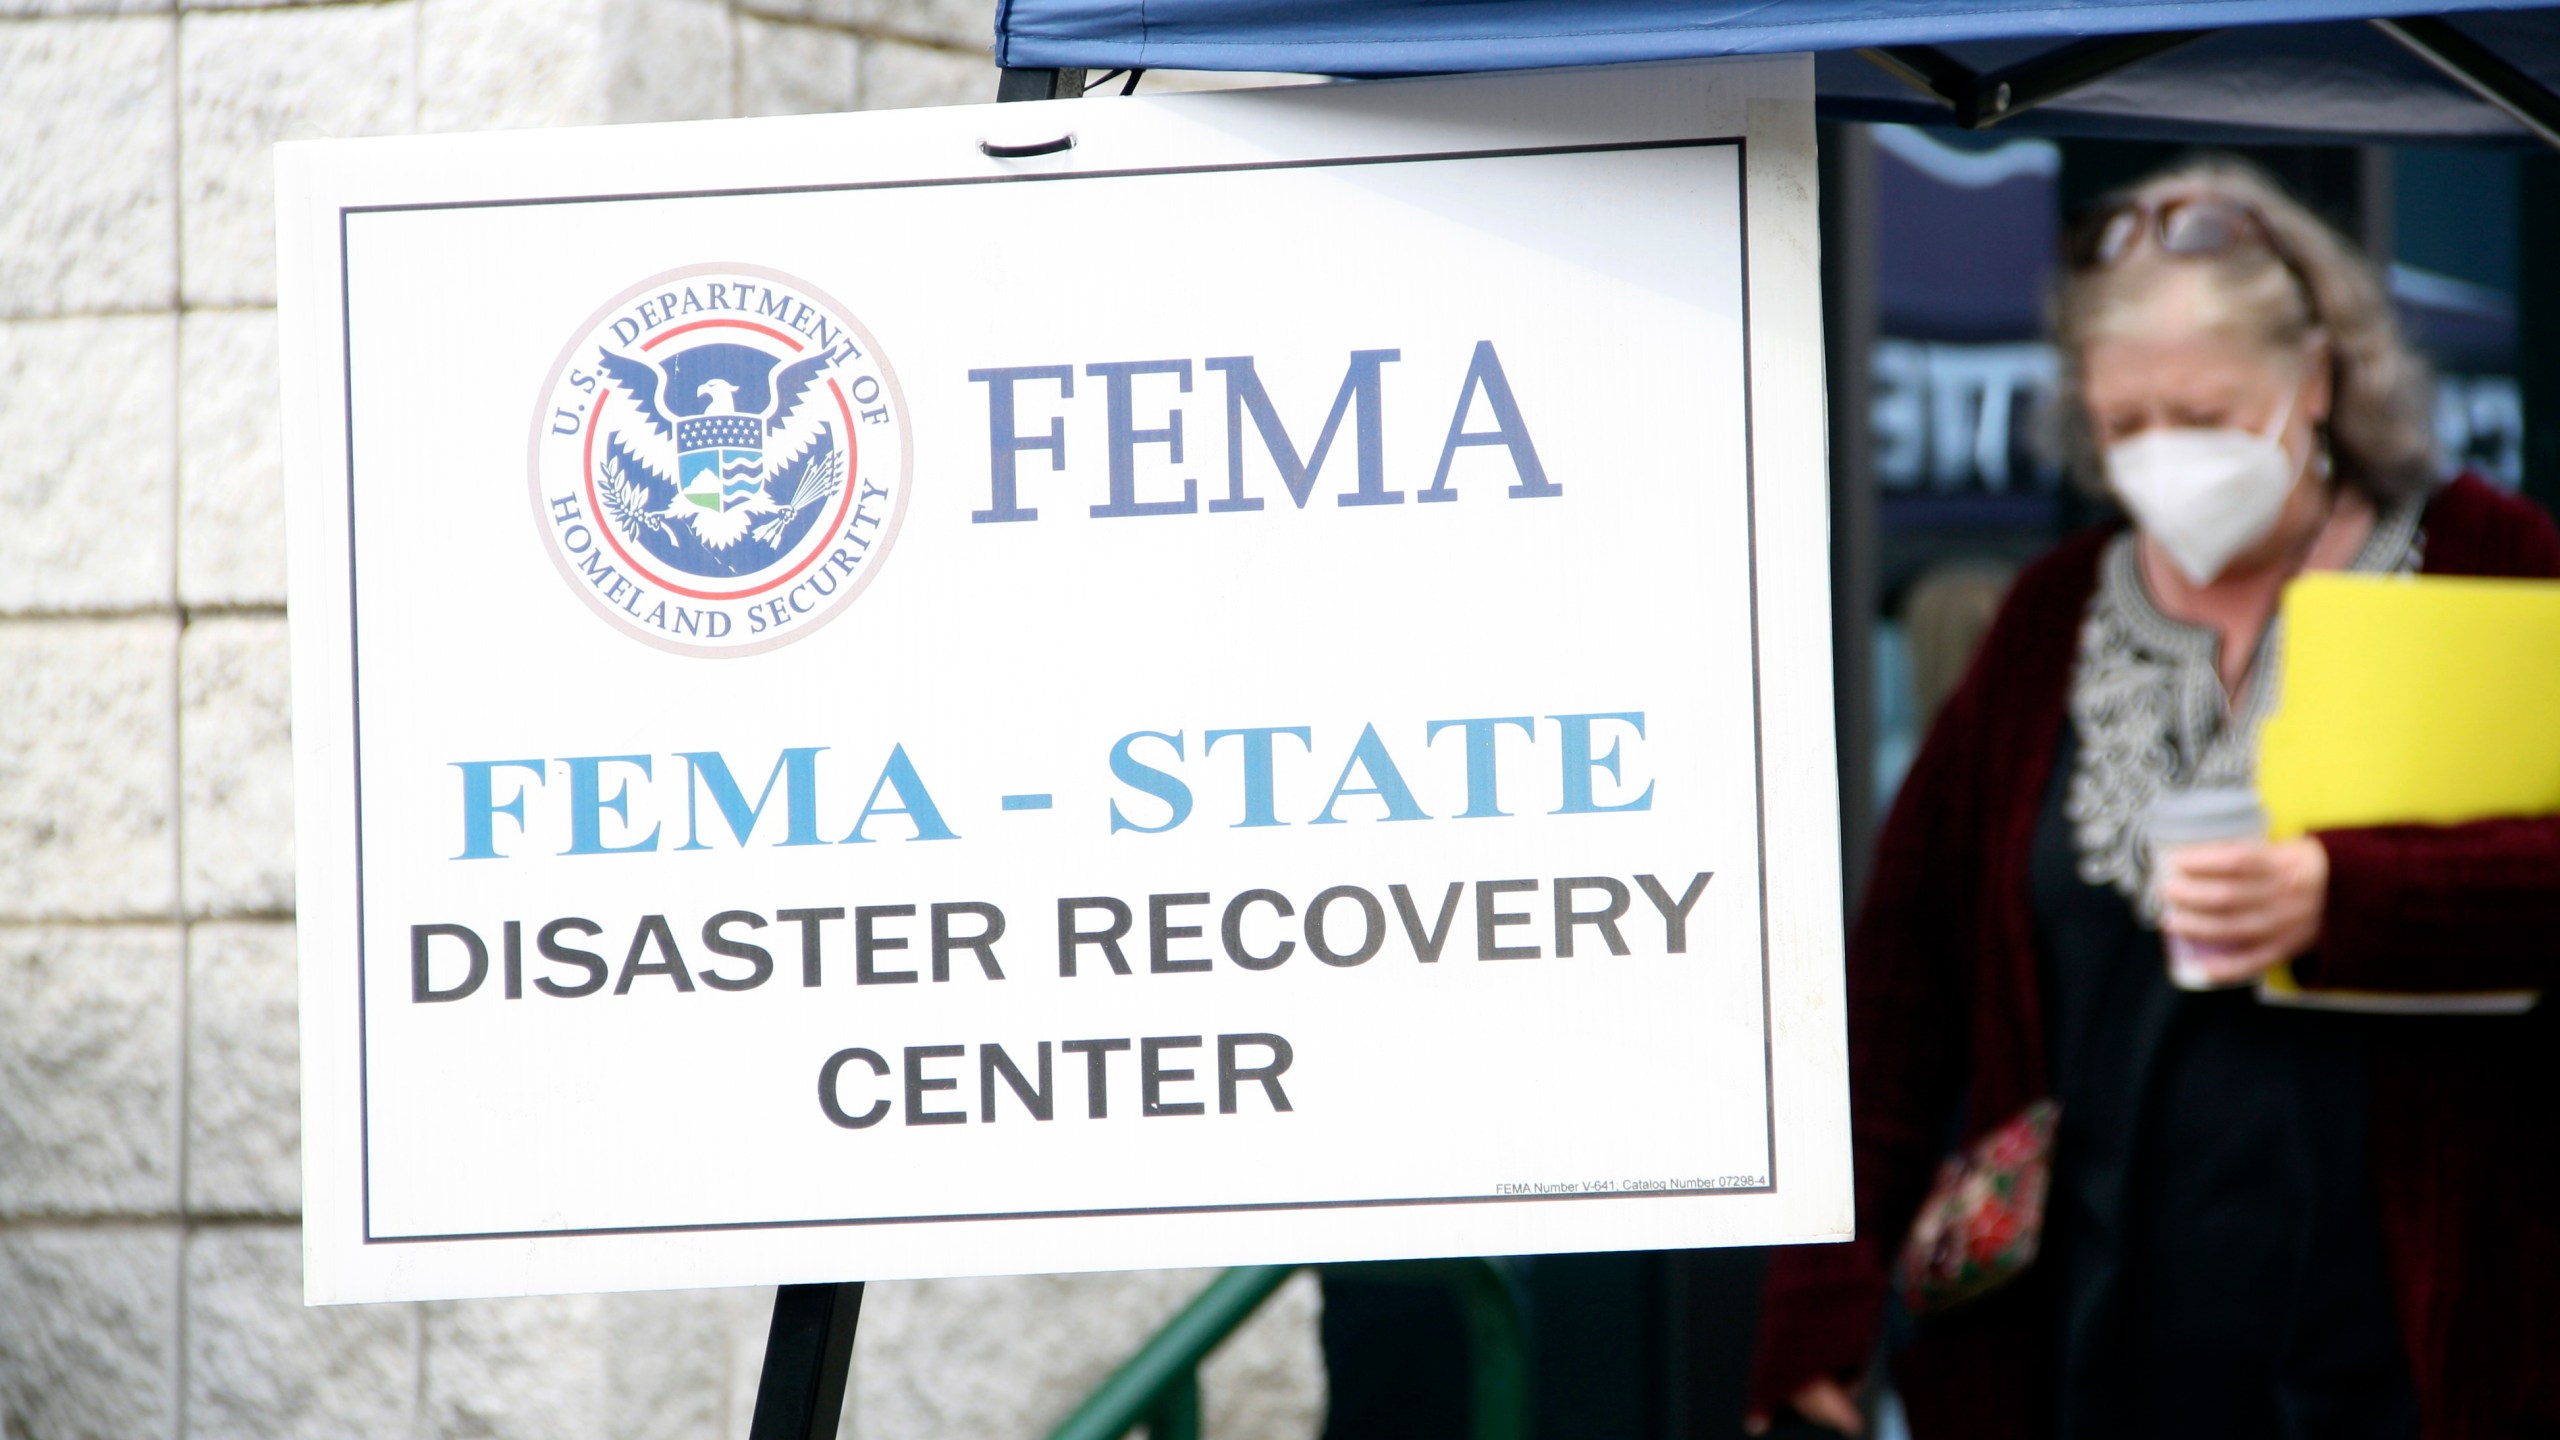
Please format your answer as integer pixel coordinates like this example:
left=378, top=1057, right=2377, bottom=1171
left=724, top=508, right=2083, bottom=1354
left=747, top=1282, right=866, bottom=1440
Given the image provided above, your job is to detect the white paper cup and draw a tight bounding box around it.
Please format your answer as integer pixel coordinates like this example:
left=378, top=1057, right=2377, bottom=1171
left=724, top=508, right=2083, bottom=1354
left=2146, top=786, right=2268, bottom=991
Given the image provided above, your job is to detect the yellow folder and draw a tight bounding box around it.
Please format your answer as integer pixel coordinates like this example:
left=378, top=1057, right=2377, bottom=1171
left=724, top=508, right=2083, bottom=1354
left=2254, top=572, right=2560, bottom=1013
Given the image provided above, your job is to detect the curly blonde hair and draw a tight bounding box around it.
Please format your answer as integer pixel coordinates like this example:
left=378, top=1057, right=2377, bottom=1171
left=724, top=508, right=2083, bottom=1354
left=2052, top=156, right=2438, bottom=504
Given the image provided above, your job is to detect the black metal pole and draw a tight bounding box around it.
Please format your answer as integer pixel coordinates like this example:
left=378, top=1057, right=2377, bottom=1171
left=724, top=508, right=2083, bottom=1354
left=747, top=1282, right=866, bottom=1440
left=997, top=67, right=1089, bottom=103
left=1820, top=121, right=1881, bottom=911
left=741, top=62, right=1085, bottom=1440
left=2521, top=149, right=2560, bottom=518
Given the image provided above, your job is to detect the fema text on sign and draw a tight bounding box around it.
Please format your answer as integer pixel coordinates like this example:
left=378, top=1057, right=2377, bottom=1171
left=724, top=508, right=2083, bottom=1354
left=968, top=341, right=1557, bottom=522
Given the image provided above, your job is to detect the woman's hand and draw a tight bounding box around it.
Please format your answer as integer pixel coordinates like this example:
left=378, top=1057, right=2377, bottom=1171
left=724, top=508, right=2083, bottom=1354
left=2157, top=836, right=2329, bottom=984
left=1744, top=1377, right=1865, bottom=1436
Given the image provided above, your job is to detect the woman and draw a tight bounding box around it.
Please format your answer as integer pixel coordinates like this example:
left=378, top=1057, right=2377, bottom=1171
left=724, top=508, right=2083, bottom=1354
left=1749, top=159, right=2560, bottom=1439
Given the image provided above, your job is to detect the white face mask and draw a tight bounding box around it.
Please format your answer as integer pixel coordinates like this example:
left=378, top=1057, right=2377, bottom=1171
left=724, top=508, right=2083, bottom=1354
left=2103, top=382, right=2306, bottom=586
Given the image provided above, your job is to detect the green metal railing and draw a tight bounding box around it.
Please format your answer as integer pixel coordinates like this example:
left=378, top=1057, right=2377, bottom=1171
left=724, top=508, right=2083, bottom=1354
left=1044, top=1258, right=1531, bottom=1440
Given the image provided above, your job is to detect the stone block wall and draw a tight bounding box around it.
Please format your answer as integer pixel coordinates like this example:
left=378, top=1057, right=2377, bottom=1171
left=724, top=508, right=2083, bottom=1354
left=0, top=3, right=1323, bottom=1435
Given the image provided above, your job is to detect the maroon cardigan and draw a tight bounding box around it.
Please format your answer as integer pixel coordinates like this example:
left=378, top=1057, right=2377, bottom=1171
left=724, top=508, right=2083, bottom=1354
left=1752, top=476, right=2560, bottom=1439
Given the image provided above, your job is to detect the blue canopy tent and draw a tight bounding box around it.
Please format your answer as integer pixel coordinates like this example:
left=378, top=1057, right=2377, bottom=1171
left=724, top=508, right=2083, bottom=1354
left=990, top=0, right=2560, bottom=147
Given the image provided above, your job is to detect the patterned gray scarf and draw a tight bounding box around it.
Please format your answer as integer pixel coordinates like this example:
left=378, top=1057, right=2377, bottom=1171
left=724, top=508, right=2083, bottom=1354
left=2063, top=492, right=2426, bottom=916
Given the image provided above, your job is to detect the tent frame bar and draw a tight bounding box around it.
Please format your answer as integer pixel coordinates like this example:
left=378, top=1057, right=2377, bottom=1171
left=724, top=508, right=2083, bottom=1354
left=1857, top=29, right=2214, bottom=128
left=2370, top=15, right=2560, bottom=150
left=1004, top=21, right=2560, bottom=152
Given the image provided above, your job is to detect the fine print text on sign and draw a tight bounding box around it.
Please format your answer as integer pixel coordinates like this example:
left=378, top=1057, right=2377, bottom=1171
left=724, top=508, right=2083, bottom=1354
left=277, top=56, right=1850, bottom=1304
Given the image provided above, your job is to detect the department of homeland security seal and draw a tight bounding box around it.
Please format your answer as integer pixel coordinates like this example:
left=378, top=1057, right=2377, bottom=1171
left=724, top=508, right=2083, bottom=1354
left=529, top=264, right=909, bottom=656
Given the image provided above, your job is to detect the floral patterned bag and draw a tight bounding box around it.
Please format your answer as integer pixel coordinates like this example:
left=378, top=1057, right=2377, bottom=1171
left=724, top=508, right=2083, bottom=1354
left=1892, top=1099, right=2059, bottom=1319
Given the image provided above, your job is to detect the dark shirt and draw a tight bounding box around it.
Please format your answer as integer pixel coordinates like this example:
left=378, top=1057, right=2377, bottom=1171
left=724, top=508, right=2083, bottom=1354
left=1756, top=478, right=2560, bottom=1440
left=2031, top=726, right=2417, bottom=1440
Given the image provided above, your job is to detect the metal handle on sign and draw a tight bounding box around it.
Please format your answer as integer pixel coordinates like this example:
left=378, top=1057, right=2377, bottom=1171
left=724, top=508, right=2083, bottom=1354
left=980, top=134, right=1075, bottom=159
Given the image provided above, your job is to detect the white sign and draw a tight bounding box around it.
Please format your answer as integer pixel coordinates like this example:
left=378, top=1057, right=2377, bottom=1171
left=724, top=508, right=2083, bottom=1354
left=279, top=56, right=1849, bottom=1305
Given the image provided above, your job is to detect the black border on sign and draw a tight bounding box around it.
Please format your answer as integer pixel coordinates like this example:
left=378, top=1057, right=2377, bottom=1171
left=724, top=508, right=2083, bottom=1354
left=341, top=134, right=1777, bottom=1245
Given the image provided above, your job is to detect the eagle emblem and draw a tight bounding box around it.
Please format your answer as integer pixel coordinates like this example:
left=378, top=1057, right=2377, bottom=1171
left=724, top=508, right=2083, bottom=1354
left=591, top=340, right=846, bottom=577
left=530, top=265, right=908, bottom=657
